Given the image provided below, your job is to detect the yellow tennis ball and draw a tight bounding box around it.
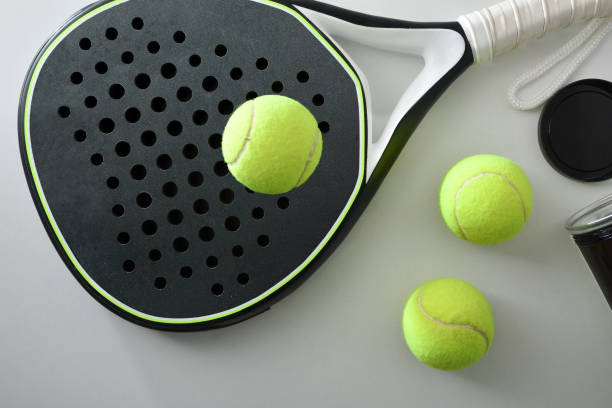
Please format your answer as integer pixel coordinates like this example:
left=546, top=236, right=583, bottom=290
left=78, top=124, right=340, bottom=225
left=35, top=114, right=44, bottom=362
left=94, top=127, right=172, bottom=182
left=402, top=278, right=495, bottom=371
left=439, top=154, right=533, bottom=245
left=222, top=95, right=322, bottom=195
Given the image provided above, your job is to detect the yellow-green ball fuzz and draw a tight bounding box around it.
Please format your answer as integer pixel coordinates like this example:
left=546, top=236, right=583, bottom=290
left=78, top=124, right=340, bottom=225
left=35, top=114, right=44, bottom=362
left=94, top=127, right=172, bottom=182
left=402, top=278, right=495, bottom=371
left=222, top=95, right=322, bottom=195
left=439, top=154, right=533, bottom=245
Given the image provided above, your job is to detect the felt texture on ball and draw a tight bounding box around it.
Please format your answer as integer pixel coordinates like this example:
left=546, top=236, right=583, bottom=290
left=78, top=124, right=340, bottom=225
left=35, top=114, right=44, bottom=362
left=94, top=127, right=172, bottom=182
left=222, top=95, right=322, bottom=195
left=402, top=278, right=495, bottom=371
left=439, top=154, right=533, bottom=245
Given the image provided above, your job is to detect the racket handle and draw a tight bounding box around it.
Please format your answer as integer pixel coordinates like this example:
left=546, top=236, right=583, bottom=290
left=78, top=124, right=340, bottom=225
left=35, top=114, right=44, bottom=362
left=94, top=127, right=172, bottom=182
left=458, top=0, right=612, bottom=63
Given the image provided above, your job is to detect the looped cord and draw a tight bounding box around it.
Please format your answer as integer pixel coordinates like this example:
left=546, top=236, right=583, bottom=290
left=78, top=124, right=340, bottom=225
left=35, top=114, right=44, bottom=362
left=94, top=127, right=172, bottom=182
left=507, top=17, right=612, bottom=110
left=459, top=0, right=612, bottom=110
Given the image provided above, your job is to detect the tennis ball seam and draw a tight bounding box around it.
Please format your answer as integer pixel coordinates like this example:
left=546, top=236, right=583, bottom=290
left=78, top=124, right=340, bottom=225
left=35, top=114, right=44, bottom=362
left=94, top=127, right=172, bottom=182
left=227, top=101, right=256, bottom=166
left=293, top=129, right=321, bottom=188
left=453, top=172, right=527, bottom=240
left=417, top=289, right=490, bottom=349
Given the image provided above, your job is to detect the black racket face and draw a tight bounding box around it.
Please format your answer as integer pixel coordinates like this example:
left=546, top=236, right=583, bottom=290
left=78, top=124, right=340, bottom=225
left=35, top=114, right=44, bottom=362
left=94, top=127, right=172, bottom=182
left=21, top=0, right=365, bottom=328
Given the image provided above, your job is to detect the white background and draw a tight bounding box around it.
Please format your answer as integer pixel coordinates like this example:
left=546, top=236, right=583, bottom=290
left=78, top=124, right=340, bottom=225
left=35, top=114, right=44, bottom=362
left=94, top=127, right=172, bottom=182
left=2, top=0, right=611, bottom=407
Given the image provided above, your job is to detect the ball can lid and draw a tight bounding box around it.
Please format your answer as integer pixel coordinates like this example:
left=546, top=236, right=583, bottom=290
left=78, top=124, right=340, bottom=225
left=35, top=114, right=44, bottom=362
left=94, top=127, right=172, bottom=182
left=539, top=79, right=612, bottom=182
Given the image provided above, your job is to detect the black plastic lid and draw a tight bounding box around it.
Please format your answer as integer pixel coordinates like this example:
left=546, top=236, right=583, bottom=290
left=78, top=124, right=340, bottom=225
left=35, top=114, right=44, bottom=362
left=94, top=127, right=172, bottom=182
left=539, top=79, right=612, bottom=182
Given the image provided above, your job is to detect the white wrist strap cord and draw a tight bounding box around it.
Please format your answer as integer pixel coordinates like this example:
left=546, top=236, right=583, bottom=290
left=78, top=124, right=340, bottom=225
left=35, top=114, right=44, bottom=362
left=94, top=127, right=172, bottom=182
left=459, top=0, right=612, bottom=111
left=508, top=17, right=612, bottom=110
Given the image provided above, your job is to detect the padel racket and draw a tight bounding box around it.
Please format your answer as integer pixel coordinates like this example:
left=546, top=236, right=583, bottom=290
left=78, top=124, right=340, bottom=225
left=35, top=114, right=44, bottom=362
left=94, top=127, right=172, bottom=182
left=19, top=0, right=609, bottom=330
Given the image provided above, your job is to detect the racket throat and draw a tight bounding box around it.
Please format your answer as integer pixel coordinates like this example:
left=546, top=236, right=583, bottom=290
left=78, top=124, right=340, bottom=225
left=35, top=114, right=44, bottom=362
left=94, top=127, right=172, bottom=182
left=296, top=6, right=470, bottom=180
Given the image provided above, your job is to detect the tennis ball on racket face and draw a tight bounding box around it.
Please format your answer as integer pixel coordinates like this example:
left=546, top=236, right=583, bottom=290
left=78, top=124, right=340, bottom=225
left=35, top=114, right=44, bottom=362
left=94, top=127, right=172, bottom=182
left=222, top=95, right=322, bottom=195
left=439, top=154, right=533, bottom=245
left=402, top=278, right=495, bottom=371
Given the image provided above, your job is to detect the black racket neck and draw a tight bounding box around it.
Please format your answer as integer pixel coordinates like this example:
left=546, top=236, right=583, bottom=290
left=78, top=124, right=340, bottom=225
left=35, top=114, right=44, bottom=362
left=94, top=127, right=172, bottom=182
left=289, top=0, right=459, bottom=30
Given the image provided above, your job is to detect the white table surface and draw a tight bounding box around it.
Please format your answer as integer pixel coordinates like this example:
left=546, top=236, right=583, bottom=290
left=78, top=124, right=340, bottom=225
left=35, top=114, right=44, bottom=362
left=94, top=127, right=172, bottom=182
left=2, top=0, right=611, bottom=407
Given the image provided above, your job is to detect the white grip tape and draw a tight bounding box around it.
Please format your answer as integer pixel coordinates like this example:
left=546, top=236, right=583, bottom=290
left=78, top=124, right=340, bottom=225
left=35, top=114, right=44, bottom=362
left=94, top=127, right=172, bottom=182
left=459, top=0, right=612, bottom=63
